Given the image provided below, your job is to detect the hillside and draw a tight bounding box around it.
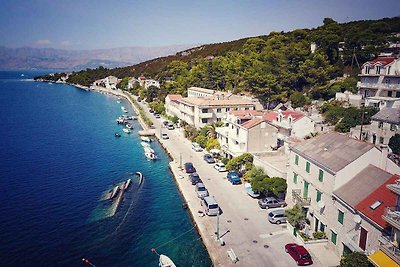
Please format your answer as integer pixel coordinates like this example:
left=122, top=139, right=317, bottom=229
left=36, top=17, right=400, bottom=106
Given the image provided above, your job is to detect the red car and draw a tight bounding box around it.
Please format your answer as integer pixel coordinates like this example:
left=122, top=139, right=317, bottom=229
left=285, top=243, right=313, bottom=266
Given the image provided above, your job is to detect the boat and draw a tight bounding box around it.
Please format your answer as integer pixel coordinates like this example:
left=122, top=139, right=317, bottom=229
left=126, top=123, right=133, bottom=129
left=109, top=186, right=120, bottom=199
left=144, top=147, right=155, bottom=153
left=121, top=106, right=128, bottom=113
left=135, top=172, right=144, bottom=185
left=21, top=74, right=25, bottom=77
left=145, top=150, right=157, bottom=160
left=115, top=132, right=121, bottom=137
left=117, top=100, right=121, bottom=103
left=159, top=255, right=176, bottom=267
left=123, top=128, right=131, bottom=134
left=124, top=179, right=131, bottom=189
left=141, top=141, right=151, bottom=148
left=141, top=136, right=151, bottom=142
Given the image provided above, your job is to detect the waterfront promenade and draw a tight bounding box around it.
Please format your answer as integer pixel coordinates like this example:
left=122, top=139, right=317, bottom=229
left=83, top=85, right=339, bottom=266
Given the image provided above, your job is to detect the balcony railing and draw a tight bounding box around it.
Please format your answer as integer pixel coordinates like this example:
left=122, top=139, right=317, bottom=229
left=378, top=236, right=400, bottom=265
left=382, top=207, right=400, bottom=230
left=292, top=189, right=311, bottom=206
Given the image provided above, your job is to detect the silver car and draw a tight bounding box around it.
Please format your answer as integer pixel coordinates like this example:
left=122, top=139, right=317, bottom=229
left=267, top=209, right=287, bottom=224
left=195, top=183, right=209, bottom=199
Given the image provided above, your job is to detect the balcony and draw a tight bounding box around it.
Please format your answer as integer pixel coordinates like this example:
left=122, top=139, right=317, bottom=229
left=358, top=82, right=379, bottom=89
left=387, top=182, right=400, bottom=195
left=292, top=189, right=311, bottom=206
left=378, top=236, right=400, bottom=265
left=199, top=112, right=213, bottom=118
left=382, top=207, right=400, bottom=230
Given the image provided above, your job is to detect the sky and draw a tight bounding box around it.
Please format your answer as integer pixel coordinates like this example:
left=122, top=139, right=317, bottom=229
left=1, top=0, right=399, bottom=50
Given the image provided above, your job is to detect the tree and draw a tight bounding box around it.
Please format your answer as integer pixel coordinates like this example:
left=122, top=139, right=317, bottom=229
left=171, top=115, right=179, bottom=124
left=226, top=153, right=254, bottom=172
left=145, top=85, right=160, bottom=102
left=205, top=138, right=220, bottom=151
left=285, top=205, right=306, bottom=226
left=195, top=136, right=207, bottom=148
left=290, top=92, right=309, bottom=108
left=116, top=77, right=130, bottom=90
left=247, top=166, right=286, bottom=195
left=389, top=134, right=400, bottom=155
left=339, top=252, right=369, bottom=267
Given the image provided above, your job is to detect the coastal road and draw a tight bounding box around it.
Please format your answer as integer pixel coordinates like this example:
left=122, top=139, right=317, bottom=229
left=136, top=100, right=327, bottom=267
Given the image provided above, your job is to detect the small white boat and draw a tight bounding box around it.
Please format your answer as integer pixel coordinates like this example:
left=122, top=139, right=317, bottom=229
left=126, top=123, right=133, bottom=129
left=159, top=255, right=176, bottom=267
left=124, top=179, right=131, bottom=189
left=117, top=100, right=121, bottom=103
left=145, top=151, right=157, bottom=160
left=141, top=141, right=151, bottom=148
left=21, top=74, right=25, bottom=77
left=121, top=106, right=128, bottom=113
left=141, top=136, right=151, bottom=142
left=123, top=128, right=131, bottom=134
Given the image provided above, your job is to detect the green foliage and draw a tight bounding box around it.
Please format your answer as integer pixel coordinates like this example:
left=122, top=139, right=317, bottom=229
left=170, top=115, right=179, bottom=124
left=195, top=136, right=208, bottom=148
left=149, top=101, right=165, bottom=114
left=290, top=92, right=311, bottom=108
left=129, top=95, right=153, bottom=127
left=312, top=231, right=327, bottom=239
left=311, top=77, right=358, bottom=100
left=145, top=85, right=161, bottom=102
left=220, top=157, right=229, bottom=165
left=116, top=77, right=130, bottom=90
left=285, top=205, right=306, bottom=226
left=339, top=252, right=369, bottom=267
left=247, top=166, right=287, bottom=195
left=226, top=153, right=254, bottom=172
left=320, top=101, right=378, bottom=132
left=389, top=134, right=400, bottom=155
left=205, top=138, right=220, bottom=151
left=184, top=125, right=198, bottom=141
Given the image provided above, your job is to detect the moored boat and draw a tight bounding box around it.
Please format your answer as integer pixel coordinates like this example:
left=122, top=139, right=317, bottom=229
left=141, top=141, right=151, bottom=147
left=123, top=128, right=131, bottom=134
left=115, top=132, right=121, bottom=137
left=124, top=179, right=131, bottom=189
left=109, top=186, right=120, bottom=199
left=126, top=123, right=133, bottom=129
left=141, top=136, right=151, bottom=142
left=159, top=255, right=176, bottom=267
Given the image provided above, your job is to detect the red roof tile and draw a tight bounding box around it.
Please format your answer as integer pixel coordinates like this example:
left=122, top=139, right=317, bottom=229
left=355, top=174, right=399, bottom=229
left=166, top=94, right=182, bottom=101
left=241, top=117, right=263, bottom=129
left=263, top=110, right=304, bottom=122
left=230, top=110, right=264, bottom=118
left=367, top=57, right=395, bottom=66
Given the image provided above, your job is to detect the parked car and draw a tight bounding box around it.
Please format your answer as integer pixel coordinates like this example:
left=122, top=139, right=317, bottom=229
left=137, top=97, right=142, bottom=102
left=184, top=162, right=196, bottom=173
left=245, top=182, right=260, bottom=198
left=154, top=113, right=161, bottom=118
left=191, top=142, right=203, bottom=152
left=227, top=171, right=241, bottom=184
left=285, top=243, right=313, bottom=266
left=161, top=133, right=169, bottom=140
left=149, top=109, right=154, bottom=113
left=201, top=196, right=219, bottom=216
left=189, top=172, right=202, bottom=185
left=258, top=197, right=287, bottom=209
left=214, top=162, right=226, bottom=172
left=267, top=209, right=287, bottom=224
left=167, top=123, right=175, bottom=130
left=195, top=183, right=209, bottom=198
left=163, top=120, right=169, bottom=126
left=203, top=154, right=215, bottom=163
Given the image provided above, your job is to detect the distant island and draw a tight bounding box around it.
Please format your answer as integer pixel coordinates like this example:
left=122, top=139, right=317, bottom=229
left=0, top=44, right=196, bottom=70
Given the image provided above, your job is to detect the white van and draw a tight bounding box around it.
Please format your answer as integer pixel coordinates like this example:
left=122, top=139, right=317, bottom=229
left=202, top=196, right=219, bottom=216
left=191, top=142, right=203, bottom=152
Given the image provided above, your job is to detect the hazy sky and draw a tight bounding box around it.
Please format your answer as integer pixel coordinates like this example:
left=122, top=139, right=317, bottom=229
left=1, top=0, right=399, bottom=50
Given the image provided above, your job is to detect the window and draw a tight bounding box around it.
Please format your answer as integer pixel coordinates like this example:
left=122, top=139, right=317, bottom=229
left=295, top=155, right=299, bottom=165
left=316, top=190, right=322, bottom=202
left=318, top=169, right=324, bottom=182
left=217, top=108, right=221, bottom=113
left=388, top=91, right=393, bottom=97
left=365, top=66, right=370, bottom=74
left=338, top=210, right=344, bottom=224
left=293, top=173, right=298, bottom=184
left=217, top=118, right=221, bottom=122
left=378, top=122, right=383, bottom=128
left=306, top=161, right=310, bottom=173
left=201, top=118, right=208, bottom=123
left=376, top=65, right=381, bottom=74
left=236, top=128, right=239, bottom=135
left=370, top=200, right=382, bottom=210
left=379, top=137, right=384, bottom=144
left=202, top=108, right=208, bottom=113
left=226, top=108, right=230, bottom=111
left=331, top=230, right=337, bottom=245
left=390, top=124, right=397, bottom=131
left=320, top=223, right=325, bottom=232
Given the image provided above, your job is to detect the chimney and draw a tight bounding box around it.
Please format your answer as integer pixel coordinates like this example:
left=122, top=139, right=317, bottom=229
left=379, top=144, right=389, bottom=170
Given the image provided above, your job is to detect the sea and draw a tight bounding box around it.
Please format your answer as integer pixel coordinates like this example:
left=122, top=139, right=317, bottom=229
left=0, top=71, right=211, bottom=267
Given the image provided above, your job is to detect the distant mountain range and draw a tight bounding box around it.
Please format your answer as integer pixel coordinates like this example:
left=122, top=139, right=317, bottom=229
left=0, top=45, right=196, bottom=70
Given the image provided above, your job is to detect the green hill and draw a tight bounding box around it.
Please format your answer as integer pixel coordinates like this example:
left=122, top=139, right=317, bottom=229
left=36, top=17, right=400, bottom=106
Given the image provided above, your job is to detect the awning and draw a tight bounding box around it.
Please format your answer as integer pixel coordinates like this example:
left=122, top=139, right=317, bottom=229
left=369, top=250, right=399, bottom=267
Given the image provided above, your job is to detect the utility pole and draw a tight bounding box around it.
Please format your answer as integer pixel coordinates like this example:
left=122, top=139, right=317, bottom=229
left=359, top=104, right=366, bottom=140
left=216, top=207, right=220, bottom=241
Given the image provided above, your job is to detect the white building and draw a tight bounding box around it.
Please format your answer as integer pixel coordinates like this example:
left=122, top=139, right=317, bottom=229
left=286, top=132, right=400, bottom=257
left=357, top=56, right=400, bottom=110
left=144, top=79, right=160, bottom=89
left=128, top=77, right=139, bottom=89
left=93, top=76, right=120, bottom=90
left=165, top=87, right=257, bottom=128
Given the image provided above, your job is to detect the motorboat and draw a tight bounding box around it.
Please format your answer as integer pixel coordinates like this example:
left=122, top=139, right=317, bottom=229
left=121, top=106, right=128, bottom=113
left=123, top=128, right=131, bottom=134
left=141, top=136, right=151, bottom=142
left=159, top=255, right=176, bottom=267
left=124, top=179, right=131, bottom=189
left=117, top=100, right=121, bottom=103
left=145, top=151, right=157, bottom=160
left=115, top=132, right=121, bottom=137
left=141, top=141, right=151, bottom=148
left=144, top=147, right=155, bottom=153
left=126, top=123, right=133, bottom=129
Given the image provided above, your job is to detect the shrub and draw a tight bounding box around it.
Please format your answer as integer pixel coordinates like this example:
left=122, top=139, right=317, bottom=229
left=312, top=231, right=327, bottom=239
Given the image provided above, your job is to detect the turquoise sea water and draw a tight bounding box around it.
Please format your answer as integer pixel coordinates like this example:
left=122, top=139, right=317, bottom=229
left=0, top=71, right=211, bottom=267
